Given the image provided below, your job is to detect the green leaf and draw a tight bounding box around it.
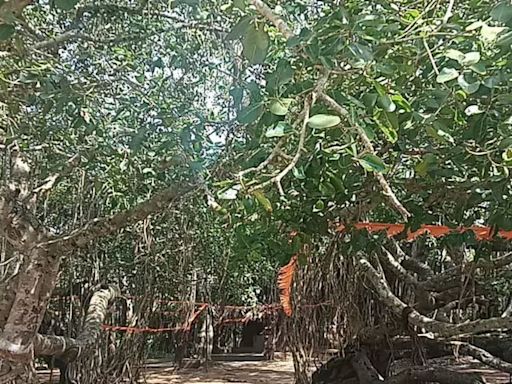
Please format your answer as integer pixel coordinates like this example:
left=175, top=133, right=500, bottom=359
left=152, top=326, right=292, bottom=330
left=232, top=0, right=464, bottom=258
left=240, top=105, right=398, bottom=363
left=237, top=103, right=263, bottom=124
left=362, top=93, right=378, bottom=110
left=391, top=94, right=412, bottom=112
left=465, top=105, right=484, bottom=116
left=253, top=190, right=272, bottom=213
left=226, top=16, right=253, bottom=40
left=480, top=24, right=507, bottom=42
left=461, top=52, right=481, bottom=66
left=292, top=166, right=306, bottom=179
left=230, top=87, right=244, bottom=110
left=0, top=24, right=15, bottom=41
left=233, top=0, right=246, bottom=10
left=445, top=49, right=465, bottom=63
left=469, top=62, right=487, bottom=75
left=218, top=185, right=241, bottom=200
left=265, top=122, right=290, bottom=138
left=307, top=114, right=341, bottom=129
left=436, top=68, right=459, bottom=83
left=269, top=98, right=293, bottom=116
left=483, top=76, right=501, bottom=88
left=377, top=94, right=396, bottom=112
left=497, top=30, right=512, bottom=46
left=242, top=25, right=269, bottom=64
left=491, top=2, right=512, bottom=24
left=357, top=154, right=387, bottom=173
left=319, top=181, right=336, bottom=197
left=313, top=200, right=325, bottom=212
left=502, top=148, right=512, bottom=162
left=54, top=0, right=80, bottom=10
left=266, top=59, right=294, bottom=91
left=457, top=75, right=480, bottom=94
left=466, top=21, right=484, bottom=31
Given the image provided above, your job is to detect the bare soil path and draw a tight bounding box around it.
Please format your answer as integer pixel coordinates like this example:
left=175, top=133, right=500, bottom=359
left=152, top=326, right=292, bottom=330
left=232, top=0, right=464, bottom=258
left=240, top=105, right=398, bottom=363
left=38, top=356, right=511, bottom=383
left=143, top=360, right=294, bottom=384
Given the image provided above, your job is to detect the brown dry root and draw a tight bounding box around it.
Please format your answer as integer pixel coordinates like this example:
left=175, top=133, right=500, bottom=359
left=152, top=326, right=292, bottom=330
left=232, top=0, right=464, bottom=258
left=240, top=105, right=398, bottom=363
left=311, top=350, right=486, bottom=384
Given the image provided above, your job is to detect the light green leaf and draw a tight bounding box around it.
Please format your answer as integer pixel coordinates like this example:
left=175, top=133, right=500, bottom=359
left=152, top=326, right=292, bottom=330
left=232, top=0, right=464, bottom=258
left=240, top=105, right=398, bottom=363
left=307, top=114, right=341, bottom=129
left=218, top=185, right=241, bottom=200
left=357, top=154, right=387, bottom=173
left=0, top=24, right=15, bottom=41
left=457, top=75, right=480, bottom=94
left=502, top=148, right=512, bottom=162
left=54, top=0, right=80, bottom=10
left=480, top=24, right=507, bottom=42
left=461, top=52, right=481, bottom=66
left=292, top=166, right=306, bottom=179
left=465, top=21, right=484, bottom=31
left=242, top=25, right=269, bottom=64
left=253, top=190, right=272, bottom=213
left=465, top=105, right=484, bottom=116
left=445, top=49, right=465, bottom=63
left=436, top=68, right=459, bottom=83
left=265, top=122, right=290, bottom=138
left=269, top=98, right=293, bottom=116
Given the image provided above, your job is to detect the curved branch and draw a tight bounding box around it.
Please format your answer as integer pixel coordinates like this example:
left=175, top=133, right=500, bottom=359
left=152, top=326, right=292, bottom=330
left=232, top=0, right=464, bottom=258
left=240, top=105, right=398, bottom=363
left=359, top=258, right=512, bottom=338
left=450, top=341, right=512, bottom=374
left=34, top=285, right=120, bottom=360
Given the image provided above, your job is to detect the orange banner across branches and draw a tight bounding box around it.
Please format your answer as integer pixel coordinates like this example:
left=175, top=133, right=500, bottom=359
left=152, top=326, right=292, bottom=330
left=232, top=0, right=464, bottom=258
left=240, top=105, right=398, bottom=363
left=335, top=222, right=512, bottom=241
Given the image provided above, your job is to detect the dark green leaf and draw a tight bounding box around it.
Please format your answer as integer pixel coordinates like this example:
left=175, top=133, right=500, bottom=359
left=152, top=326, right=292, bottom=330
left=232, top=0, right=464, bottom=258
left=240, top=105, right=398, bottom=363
left=54, top=0, right=80, bottom=10
left=242, top=25, right=270, bottom=64
left=226, top=16, right=253, bottom=40
left=237, top=103, right=263, bottom=124
left=491, top=2, right=512, bottom=24
left=0, top=24, right=15, bottom=41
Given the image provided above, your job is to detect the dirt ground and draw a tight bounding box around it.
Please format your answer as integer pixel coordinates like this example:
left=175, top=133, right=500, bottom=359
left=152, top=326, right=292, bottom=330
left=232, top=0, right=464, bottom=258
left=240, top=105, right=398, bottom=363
left=38, top=356, right=511, bottom=383
left=143, top=360, right=294, bottom=384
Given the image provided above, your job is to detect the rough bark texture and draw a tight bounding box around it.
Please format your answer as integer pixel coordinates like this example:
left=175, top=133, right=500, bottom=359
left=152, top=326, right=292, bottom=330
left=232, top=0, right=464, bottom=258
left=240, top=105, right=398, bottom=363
left=0, top=146, right=193, bottom=383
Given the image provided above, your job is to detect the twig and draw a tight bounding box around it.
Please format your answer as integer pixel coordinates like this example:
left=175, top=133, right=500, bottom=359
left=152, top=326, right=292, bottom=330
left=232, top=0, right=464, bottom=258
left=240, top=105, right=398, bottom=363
left=249, top=0, right=294, bottom=39
left=248, top=98, right=311, bottom=195
left=423, top=38, right=439, bottom=75
left=31, top=154, right=80, bottom=197
left=238, top=138, right=286, bottom=178
left=319, top=92, right=411, bottom=220
left=442, top=0, right=456, bottom=24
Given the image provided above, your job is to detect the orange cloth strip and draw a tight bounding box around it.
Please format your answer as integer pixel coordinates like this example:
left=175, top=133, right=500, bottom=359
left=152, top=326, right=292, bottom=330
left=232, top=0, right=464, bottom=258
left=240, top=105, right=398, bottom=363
left=335, top=222, right=512, bottom=241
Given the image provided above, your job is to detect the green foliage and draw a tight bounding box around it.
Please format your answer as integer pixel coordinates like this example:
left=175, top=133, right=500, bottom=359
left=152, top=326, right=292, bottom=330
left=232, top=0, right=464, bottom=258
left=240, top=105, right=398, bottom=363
left=1, top=0, right=511, bottom=309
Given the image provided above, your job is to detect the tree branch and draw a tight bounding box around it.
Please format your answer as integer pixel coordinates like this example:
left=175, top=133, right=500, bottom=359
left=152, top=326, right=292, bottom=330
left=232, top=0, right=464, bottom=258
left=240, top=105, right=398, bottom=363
left=450, top=341, right=512, bottom=374
left=37, top=182, right=196, bottom=250
left=319, top=92, right=411, bottom=220
left=34, top=286, right=120, bottom=360
left=249, top=0, right=294, bottom=39
left=359, top=258, right=512, bottom=338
